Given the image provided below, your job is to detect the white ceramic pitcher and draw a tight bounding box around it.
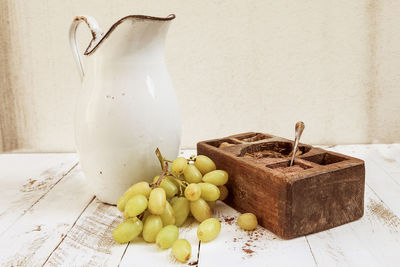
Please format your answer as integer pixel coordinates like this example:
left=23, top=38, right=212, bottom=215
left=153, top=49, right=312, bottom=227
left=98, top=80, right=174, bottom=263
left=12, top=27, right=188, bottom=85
left=69, top=14, right=181, bottom=204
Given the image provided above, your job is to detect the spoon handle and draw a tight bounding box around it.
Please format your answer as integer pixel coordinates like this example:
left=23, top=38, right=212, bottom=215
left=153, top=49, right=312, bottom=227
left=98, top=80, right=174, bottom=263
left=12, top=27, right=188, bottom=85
left=290, top=121, right=305, bottom=166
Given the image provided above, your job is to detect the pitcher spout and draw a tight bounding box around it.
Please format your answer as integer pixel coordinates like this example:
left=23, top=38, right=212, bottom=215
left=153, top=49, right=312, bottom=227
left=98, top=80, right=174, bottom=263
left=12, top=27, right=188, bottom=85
left=84, top=14, right=175, bottom=55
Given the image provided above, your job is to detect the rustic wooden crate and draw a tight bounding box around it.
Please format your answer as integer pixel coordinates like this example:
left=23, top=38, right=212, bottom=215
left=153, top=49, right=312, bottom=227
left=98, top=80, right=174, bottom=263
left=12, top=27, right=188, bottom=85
left=197, top=132, right=365, bottom=239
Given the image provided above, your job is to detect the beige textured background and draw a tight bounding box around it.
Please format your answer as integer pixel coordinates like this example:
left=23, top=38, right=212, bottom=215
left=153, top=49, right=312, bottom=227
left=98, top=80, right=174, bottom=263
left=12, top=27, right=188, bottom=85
left=0, top=0, right=399, bottom=152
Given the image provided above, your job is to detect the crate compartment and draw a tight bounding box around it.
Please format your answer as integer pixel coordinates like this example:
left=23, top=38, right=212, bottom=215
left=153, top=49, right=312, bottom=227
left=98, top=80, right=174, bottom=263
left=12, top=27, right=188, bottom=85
left=234, top=133, right=273, bottom=143
left=266, top=160, right=313, bottom=173
left=301, top=152, right=347, bottom=165
left=238, top=141, right=311, bottom=159
left=206, top=138, right=240, bottom=148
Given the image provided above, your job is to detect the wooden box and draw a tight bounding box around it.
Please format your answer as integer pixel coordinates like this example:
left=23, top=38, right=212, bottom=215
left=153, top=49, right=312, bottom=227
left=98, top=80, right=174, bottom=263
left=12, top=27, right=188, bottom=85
left=197, top=132, right=365, bottom=239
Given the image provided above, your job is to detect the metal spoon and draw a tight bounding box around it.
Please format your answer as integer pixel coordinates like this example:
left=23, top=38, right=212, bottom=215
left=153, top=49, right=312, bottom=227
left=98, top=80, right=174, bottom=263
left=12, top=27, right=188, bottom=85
left=290, top=121, right=305, bottom=166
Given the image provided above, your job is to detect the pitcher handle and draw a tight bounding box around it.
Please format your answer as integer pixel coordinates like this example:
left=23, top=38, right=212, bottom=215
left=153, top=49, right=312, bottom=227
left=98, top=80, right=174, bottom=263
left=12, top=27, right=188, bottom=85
left=69, top=15, right=103, bottom=81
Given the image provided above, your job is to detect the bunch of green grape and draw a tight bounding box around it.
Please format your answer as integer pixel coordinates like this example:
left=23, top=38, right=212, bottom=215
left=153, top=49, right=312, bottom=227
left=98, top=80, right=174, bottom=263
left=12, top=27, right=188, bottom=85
left=112, top=150, right=227, bottom=263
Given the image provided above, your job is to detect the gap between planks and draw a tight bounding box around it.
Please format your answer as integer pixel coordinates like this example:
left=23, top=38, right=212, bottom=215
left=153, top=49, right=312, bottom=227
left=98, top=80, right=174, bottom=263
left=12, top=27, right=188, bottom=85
left=117, top=242, right=129, bottom=267
left=0, top=161, right=79, bottom=237
left=41, top=195, right=96, bottom=266
left=305, top=236, right=318, bottom=267
left=194, top=240, right=201, bottom=267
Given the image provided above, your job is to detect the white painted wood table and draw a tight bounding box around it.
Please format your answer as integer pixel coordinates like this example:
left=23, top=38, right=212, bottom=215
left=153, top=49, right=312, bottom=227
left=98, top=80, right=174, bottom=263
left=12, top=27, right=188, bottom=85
left=1, top=145, right=400, bottom=267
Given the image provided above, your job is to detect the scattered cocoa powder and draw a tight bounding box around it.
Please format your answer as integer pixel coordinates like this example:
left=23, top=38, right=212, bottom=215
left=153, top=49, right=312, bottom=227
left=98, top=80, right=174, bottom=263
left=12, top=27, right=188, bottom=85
left=242, top=248, right=255, bottom=255
left=244, top=150, right=286, bottom=159
left=223, top=216, right=235, bottom=225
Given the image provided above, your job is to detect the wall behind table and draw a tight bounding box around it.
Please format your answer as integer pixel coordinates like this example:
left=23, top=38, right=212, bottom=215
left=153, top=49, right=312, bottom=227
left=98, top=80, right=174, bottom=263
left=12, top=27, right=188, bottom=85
left=0, top=0, right=399, bottom=152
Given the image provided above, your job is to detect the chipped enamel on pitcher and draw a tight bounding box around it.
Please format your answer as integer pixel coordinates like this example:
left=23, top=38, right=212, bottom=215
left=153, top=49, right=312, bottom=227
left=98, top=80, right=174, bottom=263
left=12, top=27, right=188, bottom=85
left=69, top=14, right=181, bottom=204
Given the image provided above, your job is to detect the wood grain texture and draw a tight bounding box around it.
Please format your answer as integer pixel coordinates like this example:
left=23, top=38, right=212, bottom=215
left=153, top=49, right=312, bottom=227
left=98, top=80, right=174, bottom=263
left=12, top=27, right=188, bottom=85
left=0, top=153, right=77, bottom=234
left=0, top=147, right=399, bottom=266
left=197, top=133, right=365, bottom=239
left=0, top=164, right=94, bottom=266
left=44, top=199, right=127, bottom=267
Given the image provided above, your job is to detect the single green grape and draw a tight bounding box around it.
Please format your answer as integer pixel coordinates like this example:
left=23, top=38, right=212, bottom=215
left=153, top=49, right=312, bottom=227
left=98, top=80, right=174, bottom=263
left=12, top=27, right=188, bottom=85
left=153, top=176, right=178, bottom=198
left=124, top=194, right=148, bottom=218
left=148, top=188, right=166, bottom=215
left=198, top=183, right=220, bottom=201
left=237, top=213, right=258, bottom=230
left=197, top=218, right=221, bottom=242
left=117, top=181, right=151, bottom=212
left=190, top=198, right=211, bottom=222
left=112, top=217, right=143, bottom=244
left=218, top=185, right=229, bottom=201
left=172, top=239, right=191, bottom=263
left=170, top=197, right=190, bottom=226
left=165, top=175, right=180, bottom=187
left=156, top=225, right=179, bottom=249
left=163, top=177, right=179, bottom=198
left=142, top=215, right=163, bottom=243
left=184, top=183, right=201, bottom=201
left=183, top=165, right=203, bottom=183
left=202, top=170, right=229, bottom=186
left=171, top=157, right=188, bottom=176
left=194, top=155, right=216, bottom=175
left=161, top=201, right=176, bottom=225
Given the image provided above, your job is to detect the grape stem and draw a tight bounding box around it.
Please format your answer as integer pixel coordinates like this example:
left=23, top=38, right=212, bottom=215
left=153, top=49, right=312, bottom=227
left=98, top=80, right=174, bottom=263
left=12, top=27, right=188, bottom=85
left=154, top=162, right=169, bottom=188
left=169, top=176, right=189, bottom=196
left=153, top=148, right=190, bottom=196
left=138, top=212, right=144, bottom=220
left=155, top=148, right=164, bottom=170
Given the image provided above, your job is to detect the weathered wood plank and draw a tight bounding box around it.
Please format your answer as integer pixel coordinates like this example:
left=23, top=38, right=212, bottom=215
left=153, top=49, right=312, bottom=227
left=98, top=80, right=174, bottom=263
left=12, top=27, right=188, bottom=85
left=0, top=164, right=94, bottom=266
left=0, top=153, right=77, bottom=234
left=367, top=144, right=400, bottom=174
left=198, top=201, right=317, bottom=267
left=390, top=172, right=400, bottom=184
left=43, top=199, right=127, bottom=267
